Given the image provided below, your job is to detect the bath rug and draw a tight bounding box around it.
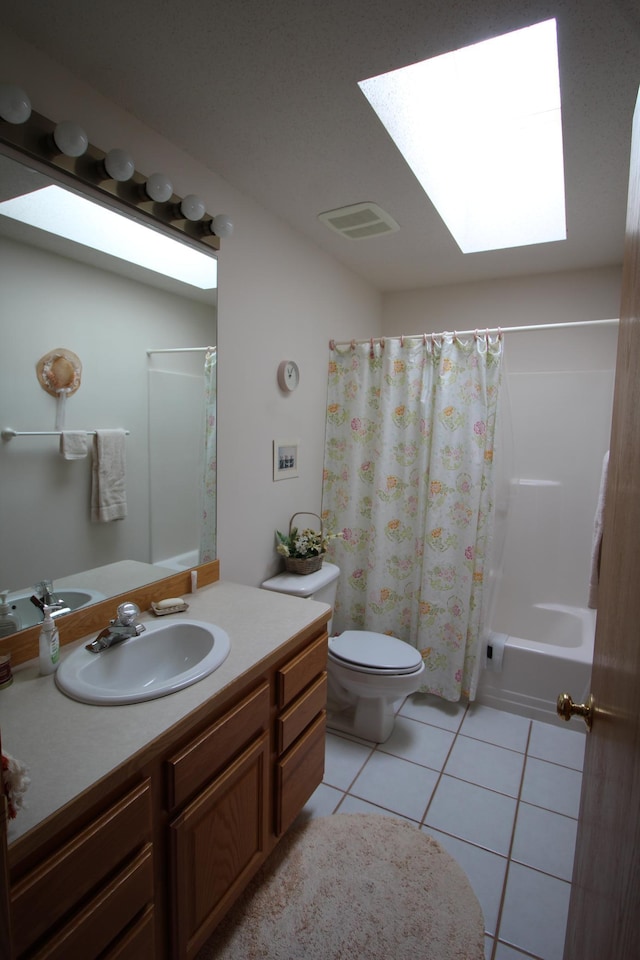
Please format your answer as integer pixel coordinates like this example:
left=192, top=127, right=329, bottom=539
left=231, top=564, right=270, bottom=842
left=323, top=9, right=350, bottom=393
left=197, top=812, right=484, bottom=960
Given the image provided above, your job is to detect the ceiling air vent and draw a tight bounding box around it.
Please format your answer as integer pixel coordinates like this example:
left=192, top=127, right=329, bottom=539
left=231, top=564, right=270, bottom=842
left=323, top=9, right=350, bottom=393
left=318, top=202, right=399, bottom=240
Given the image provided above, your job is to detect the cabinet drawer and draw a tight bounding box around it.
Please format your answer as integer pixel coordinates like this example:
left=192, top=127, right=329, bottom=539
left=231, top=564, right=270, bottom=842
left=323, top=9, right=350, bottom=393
left=103, top=905, right=155, bottom=960
left=29, top=844, right=154, bottom=960
left=167, top=681, right=270, bottom=810
left=277, top=634, right=327, bottom=709
left=11, top=780, right=152, bottom=957
left=276, top=711, right=326, bottom=836
left=277, top=672, right=327, bottom=754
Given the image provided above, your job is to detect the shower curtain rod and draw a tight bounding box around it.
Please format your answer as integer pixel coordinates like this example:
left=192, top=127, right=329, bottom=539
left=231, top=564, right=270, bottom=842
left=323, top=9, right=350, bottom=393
left=329, top=317, right=619, bottom=350
left=146, top=345, right=215, bottom=355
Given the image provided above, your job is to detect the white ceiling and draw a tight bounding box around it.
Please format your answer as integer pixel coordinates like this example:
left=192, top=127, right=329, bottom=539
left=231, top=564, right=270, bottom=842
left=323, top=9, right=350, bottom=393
left=4, top=0, right=640, bottom=292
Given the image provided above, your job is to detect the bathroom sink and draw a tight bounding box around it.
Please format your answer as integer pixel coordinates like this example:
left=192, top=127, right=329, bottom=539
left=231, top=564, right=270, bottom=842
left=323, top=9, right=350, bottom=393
left=8, top=587, right=106, bottom=630
left=55, top=619, right=231, bottom=705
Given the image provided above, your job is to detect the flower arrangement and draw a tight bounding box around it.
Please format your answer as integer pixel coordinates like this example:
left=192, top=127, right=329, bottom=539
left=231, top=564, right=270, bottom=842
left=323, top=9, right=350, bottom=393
left=276, top=526, right=335, bottom=559
left=275, top=513, right=342, bottom=575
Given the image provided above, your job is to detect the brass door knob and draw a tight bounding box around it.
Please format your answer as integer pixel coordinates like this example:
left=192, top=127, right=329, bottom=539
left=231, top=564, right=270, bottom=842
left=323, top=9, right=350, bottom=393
left=557, top=692, right=594, bottom=731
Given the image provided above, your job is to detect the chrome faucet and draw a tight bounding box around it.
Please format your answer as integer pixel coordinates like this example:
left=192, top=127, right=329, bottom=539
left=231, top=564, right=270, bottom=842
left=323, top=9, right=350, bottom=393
left=86, top=601, right=146, bottom=653
left=32, top=580, right=70, bottom=617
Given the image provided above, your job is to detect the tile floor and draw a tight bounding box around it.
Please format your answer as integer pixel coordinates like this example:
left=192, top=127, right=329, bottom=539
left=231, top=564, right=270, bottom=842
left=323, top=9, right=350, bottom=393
left=303, top=694, right=586, bottom=960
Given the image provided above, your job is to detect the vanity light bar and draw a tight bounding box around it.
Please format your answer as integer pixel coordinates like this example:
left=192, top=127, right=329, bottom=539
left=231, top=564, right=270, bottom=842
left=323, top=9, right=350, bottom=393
left=0, top=91, right=231, bottom=251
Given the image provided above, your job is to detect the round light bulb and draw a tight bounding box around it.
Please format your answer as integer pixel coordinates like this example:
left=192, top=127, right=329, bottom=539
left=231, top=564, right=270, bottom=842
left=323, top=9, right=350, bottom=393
left=0, top=83, right=31, bottom=124
left=211, top=214, right=234, bottom=238
left=145, top=172, right=173, bottom=203
left=53, top=120, right=88, bottom=157
left=104, top=148, right=135, bottom=182
left=180, top=194, right=205, bottom=221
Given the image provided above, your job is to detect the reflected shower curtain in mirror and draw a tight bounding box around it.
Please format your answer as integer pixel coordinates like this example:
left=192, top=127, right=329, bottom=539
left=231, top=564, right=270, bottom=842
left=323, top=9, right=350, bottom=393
left=322, top=334, right=504, bottom=701
left=199, top=348, right=217, bottom=562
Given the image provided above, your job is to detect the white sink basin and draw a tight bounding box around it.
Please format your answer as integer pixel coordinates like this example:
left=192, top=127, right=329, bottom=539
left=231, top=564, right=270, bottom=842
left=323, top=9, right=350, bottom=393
left=8, top=587, right=106, bottom=629
left=55, top=619, right=231, bottom=705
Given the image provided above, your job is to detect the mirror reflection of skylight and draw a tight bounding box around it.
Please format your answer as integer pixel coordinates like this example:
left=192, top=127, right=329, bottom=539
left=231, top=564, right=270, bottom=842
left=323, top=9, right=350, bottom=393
left=0, top=185, right=217, bottom=288
left=358, top=18, right=566, bottom=254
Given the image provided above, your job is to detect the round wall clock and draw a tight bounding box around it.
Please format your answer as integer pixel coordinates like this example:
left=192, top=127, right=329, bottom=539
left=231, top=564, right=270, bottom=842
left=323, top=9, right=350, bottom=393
left=277, top=360, right=300, bottom=392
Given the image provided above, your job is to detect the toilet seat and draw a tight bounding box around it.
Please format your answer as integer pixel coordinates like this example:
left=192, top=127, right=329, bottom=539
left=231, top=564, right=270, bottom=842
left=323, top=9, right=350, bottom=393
left=329, top=631, right=423, bottom=676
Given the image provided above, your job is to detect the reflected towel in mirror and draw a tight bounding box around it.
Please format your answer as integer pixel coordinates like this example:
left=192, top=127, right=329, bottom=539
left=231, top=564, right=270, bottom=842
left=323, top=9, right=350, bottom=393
left=59, top=430, right=89, bottom=460
left=91, top=429, right=127, bottom=522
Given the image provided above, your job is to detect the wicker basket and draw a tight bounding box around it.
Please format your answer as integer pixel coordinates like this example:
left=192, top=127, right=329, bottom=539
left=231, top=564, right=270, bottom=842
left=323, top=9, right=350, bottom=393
left=282, top=512, right=325, bottom=575
left=283, top=554, right=325, bottom=575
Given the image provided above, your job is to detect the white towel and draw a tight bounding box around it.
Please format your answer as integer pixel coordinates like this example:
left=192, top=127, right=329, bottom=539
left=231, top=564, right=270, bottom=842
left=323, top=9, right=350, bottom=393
left=59, top=430, right=89, bottom=460
left=588, top=450, right=609, bottom=609
left=91, top=429, right=127, bottom=522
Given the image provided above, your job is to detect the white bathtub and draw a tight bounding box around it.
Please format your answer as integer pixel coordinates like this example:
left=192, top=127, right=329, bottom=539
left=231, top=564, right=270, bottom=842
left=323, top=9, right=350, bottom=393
left=476, top=603, right=596, bottom=724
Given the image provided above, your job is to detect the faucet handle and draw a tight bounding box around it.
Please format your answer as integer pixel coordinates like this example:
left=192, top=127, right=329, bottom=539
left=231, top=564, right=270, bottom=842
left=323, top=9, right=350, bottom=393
left=116, top=602, right=141, bottom=625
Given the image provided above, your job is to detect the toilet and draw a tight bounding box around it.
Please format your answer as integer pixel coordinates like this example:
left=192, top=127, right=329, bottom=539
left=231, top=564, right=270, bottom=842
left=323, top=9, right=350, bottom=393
left=261, top=562, right=425, bottom=742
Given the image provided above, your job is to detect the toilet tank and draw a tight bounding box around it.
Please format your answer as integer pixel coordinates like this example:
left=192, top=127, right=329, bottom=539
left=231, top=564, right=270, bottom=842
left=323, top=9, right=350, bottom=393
left=261, top=563, right=340, bottom=630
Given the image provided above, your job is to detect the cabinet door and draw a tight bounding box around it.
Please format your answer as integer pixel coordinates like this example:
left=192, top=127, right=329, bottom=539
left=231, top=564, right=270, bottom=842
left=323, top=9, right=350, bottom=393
left=170, top=732, right=270, bottom=960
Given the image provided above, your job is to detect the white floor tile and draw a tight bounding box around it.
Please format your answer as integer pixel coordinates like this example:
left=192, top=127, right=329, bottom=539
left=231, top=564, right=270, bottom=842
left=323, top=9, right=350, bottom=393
left=302, top=782, right=343, bottom=819
left=521, top=756, right=582, bottom=817
left=511, top=803, right=578, bottom=882
left=444, top=735, right=525, bottom=797
left=528, top=720, right=586, bottom=771
left=337, top=794, right=415, bottom=823
left=425, top=775, right=517, bottom=856
left=399, top=692, right=467, bottom=731
left=485, top=936, right=494, bottom=959
left=494, top=943, right=537, bottom=960
left=379, top=714, right=456, bottom=770
left=426, top=827, right=508, bottom=937
left=500, top=862, right=571, bottom=960
left=323, top=733, right=373, bottom=790
left=349, top=751, right=439, bottom=821
left=461, top=703, right=531, bottom=752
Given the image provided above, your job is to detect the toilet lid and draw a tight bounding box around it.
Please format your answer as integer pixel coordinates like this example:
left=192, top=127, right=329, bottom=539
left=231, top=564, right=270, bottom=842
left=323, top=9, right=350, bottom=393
left=329, top=631, right=423, bottom=674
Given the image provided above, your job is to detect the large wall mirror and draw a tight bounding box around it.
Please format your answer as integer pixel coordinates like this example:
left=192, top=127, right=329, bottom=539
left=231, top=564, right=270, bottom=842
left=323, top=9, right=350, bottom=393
left=0, top=149, right=218, bottom=635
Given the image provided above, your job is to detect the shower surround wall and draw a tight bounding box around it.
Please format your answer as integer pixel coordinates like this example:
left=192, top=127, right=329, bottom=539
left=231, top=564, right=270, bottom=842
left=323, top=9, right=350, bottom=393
left=382, top=269, right=620, bottom=714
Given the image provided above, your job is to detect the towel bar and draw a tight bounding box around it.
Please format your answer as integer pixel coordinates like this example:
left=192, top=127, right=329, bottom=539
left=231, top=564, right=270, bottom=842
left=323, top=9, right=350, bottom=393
left=1, top=429, right=130, bottom=441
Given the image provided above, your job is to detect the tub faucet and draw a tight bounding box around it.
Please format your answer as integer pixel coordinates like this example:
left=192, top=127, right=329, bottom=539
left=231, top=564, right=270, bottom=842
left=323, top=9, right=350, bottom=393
left=86, top=601, right=145, bottom=653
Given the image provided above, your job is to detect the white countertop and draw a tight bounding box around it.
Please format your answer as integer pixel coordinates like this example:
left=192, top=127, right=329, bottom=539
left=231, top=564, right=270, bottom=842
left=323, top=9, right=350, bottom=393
left=0, top=580, right=329, bottom=846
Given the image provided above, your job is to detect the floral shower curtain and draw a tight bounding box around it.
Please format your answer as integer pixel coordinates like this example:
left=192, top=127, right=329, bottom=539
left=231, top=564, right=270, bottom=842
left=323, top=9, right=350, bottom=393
left=199, top=348, right=217, bottom=563
left=322, top=334, right=504, bottom=701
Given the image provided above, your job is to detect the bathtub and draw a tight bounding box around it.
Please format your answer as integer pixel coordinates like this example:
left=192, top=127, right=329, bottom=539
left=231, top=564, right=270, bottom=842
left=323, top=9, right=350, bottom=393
left=154, top=549, right=200, bottom=572
left=476, top=603, right=596, bottom=724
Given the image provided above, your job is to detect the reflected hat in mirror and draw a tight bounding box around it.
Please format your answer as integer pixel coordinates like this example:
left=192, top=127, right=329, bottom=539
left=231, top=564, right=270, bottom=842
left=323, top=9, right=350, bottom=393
left=36, top=347, right=82, bottom=397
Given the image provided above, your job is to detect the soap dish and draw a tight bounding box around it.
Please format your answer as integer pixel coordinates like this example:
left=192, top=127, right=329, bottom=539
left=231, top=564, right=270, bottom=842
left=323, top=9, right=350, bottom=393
left=150, top=599, right=189, bottom=617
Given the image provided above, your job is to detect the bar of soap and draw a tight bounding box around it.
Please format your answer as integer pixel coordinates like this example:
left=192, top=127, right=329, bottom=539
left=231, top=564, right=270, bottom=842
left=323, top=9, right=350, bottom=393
left=156, top=597, right=185, bottom=609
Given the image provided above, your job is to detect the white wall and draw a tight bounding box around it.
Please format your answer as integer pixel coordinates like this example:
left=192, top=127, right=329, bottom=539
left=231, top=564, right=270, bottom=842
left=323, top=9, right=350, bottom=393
left=382, top=268, right=621, bottom=623
left=1, top=30, right=381, bottom=590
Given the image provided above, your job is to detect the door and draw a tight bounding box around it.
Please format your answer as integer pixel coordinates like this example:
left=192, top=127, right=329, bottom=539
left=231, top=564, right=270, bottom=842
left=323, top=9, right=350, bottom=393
left=563, top=86, right=640, bottom=958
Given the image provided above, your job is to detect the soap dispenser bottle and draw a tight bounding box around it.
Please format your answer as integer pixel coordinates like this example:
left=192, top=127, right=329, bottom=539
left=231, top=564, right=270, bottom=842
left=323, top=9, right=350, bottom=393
left=0, top=591, right=20, bottom=638
left=39, top=605, right=60, bottom=675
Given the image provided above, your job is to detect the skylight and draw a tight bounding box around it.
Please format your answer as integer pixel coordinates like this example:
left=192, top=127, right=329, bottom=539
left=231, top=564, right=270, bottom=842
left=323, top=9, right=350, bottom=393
left=358, top=18, right=566, bottom=254
left=0, top=185, right=217, bottom=289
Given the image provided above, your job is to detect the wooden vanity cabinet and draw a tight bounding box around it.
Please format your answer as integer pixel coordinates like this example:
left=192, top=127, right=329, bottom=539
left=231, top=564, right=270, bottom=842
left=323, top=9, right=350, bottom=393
left=9, top=779, right=154, bottom=960
left=166, top=682, right=271, bottom=960
left=166, top=630, right=328, bottom=960
left=274, top=634, right=328, bottom=837
left=6, top=620, right=329, bottom=960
